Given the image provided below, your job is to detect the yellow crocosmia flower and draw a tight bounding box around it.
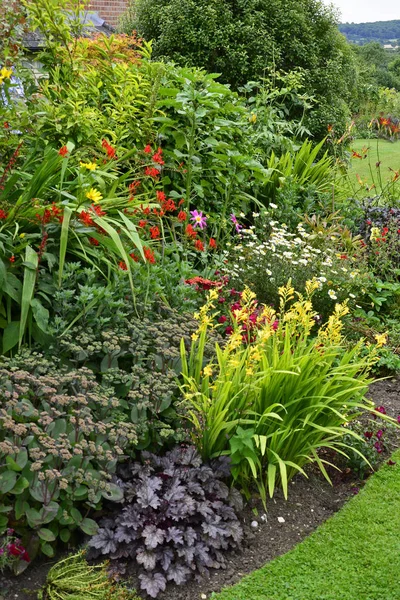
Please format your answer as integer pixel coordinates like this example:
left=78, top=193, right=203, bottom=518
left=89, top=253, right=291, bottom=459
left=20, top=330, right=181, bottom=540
left=242, top=287, right=256, bottom=305
left=86, top=188, right=103, bottom=203
left=191, top=332, right=199, bottom=342
left=0, top=67, right=13, bottom=80
left=305, top=278, right=319, bottom=296
left=246, top=367, right=254, bottom=376
left=375, top=333, right=387, bottom=348
left=80, top=161, right=97, bottom=171
left=203, top=365, right=213, bottom=377
left=208, top=289, right=218, bottom=301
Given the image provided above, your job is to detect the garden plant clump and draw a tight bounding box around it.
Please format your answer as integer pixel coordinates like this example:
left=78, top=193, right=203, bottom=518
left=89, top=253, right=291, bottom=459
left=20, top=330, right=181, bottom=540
left=0, top=0, right=400, bottom=599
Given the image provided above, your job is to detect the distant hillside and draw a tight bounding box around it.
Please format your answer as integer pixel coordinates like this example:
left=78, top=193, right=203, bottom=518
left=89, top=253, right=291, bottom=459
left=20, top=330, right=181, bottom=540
left=339, top=20, right=400, bottom=46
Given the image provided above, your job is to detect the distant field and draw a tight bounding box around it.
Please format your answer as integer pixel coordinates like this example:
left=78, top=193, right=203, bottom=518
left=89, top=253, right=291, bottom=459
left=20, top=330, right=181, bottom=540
left=347, top=138, right=400, bottom=193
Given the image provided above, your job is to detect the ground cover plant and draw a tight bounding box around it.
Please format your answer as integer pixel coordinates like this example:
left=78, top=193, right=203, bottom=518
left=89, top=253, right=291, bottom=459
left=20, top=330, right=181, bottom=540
left=1, top=0, right=400, bottom=598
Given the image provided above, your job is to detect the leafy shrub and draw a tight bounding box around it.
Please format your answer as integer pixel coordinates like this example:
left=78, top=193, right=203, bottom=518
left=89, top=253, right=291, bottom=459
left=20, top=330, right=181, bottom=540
left=0, top=352, right=136, bottom=561
left=38, top=551, right=140, bottom=600
left=180, top=284, right=387, bottom=504
left=88, top=446, right=243, bottom=598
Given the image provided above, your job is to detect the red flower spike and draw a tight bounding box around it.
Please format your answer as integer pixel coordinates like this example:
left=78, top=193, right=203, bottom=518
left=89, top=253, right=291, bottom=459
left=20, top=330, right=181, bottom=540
left=59, top=146, right=68, bottom=157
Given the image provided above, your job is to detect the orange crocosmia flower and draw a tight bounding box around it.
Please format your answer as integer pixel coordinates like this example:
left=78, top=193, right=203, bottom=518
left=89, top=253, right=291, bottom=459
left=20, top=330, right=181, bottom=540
left=144, top=144, right=152, bottom=154
left=102, top=139, right=116, bottom=159
left=80, top=210, right=94, bottom=226
left=152, top=147, right=164, bottom=165
left=143, top=246, right=156, bottom=264
left=119, top=261, right=128, bottom=270
left=59, top=146, right=68, bottom=157
left=209, top=238, right=217, bottom=249
left=91, top=204, right=106, bottom=217
left=352, top=151, right=362, bottom=159
left=89, top=237, right=99, bottom=246
left=145, top=167, right=160, bottom=178
left=185, top=224, right=197, bottom=239
left=178, top=210, right=187, bottom=222
left=138, top=220, right=147, bottom=228
left=156, top=190, right=166, bottom=203
left=150, top=225, right=160, bottom=239
left=130, top=252, right=139, bottom=262
left=194, top=239, right=205, bottom=251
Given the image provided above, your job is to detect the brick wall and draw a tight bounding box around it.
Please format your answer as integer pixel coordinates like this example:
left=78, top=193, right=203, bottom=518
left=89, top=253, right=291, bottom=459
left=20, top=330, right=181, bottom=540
left=87, top=1, right=128, bottom=28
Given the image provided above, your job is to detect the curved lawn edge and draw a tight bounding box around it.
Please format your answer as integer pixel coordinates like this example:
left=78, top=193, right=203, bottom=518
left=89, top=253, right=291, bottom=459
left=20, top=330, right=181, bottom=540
left=212, top=450, right=400, bottom=600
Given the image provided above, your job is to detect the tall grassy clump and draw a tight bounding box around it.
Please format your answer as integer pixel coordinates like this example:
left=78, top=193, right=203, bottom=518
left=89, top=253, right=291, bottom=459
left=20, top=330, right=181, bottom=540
left=180, top=281, right=388, bottom=505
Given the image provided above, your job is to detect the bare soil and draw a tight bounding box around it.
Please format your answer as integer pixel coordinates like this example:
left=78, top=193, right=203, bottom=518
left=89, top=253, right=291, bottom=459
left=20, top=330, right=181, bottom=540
left=2, top=377, right=399, bottom=600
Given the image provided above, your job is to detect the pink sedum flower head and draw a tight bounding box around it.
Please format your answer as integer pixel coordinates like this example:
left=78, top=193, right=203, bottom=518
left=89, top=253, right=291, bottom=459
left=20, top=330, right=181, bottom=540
left=190, top=210, right=207, bottom=229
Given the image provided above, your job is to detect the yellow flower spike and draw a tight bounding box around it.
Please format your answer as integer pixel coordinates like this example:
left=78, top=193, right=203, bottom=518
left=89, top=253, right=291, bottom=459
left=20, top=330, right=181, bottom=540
left=203, top=365, right=213, bottom=378
left=208, top=289, right=219, bottom=301
left=241, top=287, right=256, bottom=305
left=86, top=188, right=103, bottom=203
left=375, top=333, right=387, bottom=348
left=80, top=161, right=98, bottom=171
left=305, top=278, right=319, bottom=297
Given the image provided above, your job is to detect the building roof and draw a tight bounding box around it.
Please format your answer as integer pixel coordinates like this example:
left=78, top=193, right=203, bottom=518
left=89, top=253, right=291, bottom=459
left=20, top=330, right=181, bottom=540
left=23, top=11, right=114, bottom=51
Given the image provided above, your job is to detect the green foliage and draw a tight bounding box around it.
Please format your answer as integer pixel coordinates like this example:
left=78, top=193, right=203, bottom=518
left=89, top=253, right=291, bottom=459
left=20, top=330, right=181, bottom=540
left=180, top=284, right=383, bottom=505
left=340, top=20, right=400, bottom=45
left=38, top=551, right=140, bottom=600
left=128, top=0, right=358, bottom=138
left=213, top=451, right=400, bottom=600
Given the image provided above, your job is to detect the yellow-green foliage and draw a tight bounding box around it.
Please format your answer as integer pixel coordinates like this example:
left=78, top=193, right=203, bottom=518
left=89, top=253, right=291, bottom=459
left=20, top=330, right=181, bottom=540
left=38, top=551, right=140, bottom=600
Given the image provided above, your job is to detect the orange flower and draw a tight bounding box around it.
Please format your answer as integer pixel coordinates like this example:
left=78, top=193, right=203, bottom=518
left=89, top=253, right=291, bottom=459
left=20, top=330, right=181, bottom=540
left=194, top=239, right=204, bottom=251
left=102, top=139, right=116, bottom=159
left=144, top=246, right=156, bottom=264
left=119, top=261, right=128, bottom=270
left=209, top=237, right=217, bottom=249
left=178, top=210, right=187, bottom=222
left=59, top=146, right=68, bottom=157
left=150, top=225, right=160, bottom=239
left=144, top=144, right=152, bottom=154
left=185, top=224, right=197, bottom=239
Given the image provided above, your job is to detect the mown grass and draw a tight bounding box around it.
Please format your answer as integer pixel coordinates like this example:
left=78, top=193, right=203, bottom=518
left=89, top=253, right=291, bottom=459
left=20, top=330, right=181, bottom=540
left=213, top=450, right=400, bottom=600
left=347, top=138, right=400, bottom=191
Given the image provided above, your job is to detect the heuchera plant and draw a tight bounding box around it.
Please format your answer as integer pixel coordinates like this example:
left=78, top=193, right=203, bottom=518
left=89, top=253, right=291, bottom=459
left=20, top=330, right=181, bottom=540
left=88, top=446, right=243, bottom=598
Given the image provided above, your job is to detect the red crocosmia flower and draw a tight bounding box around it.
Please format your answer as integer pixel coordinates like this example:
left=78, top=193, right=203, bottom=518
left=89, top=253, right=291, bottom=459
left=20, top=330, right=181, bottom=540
left=150, top=226, right=160, bottom=239
left=79, top=211, right=94, bottom=226
left=152, top=147, right=164, bottom=165
left=59, top=146, right=68, bottom=157
left=91, top=204, right=106, bottom=217
left=142, top=206, right=151, bottom=215
left=9, top=255, right=15, bottom=263
left=129, top=252, right=139, bottom=262
left=144, top=166, right=160, bottom=178
left=178, top=210, right=187, bottom=222
left=119, top=261, right=128, bottom=271
left=138, top=220, right=147, bottom=228
left=225, top=326, right=234, bottom=336
left=102, top=139, right=116, bottom=159
left=156, top=190, right=166, bottom=203
left=89, top=237, right=99, bottom=246
left=364, top=431, right=373, bottom=439
left=0, top=209, right=7, bottom=219
left=163, top=199, right=176, bottom=212
left=382, top=227, right=389, bottom=235
left=185, top=224, right=197, bottom=239
left=194, top=239, right=204, bottom=251
left=143, top=246, right=156, bottom=264
left=209, top=238, right=217, bottom=249
left=218, top=315, right=227, bottom=323
left=144, top=144, right=152, bottom=154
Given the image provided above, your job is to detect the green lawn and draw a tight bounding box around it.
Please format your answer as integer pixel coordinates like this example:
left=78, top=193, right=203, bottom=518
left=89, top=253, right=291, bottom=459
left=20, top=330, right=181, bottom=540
left=347, top=138, right=400, bottom=191
left=212, top=450, right=400, bottom=600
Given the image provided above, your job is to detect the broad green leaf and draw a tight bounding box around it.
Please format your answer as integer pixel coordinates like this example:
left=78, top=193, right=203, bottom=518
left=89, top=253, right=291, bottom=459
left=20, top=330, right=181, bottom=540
left=19, top=246, right=38, bottom=349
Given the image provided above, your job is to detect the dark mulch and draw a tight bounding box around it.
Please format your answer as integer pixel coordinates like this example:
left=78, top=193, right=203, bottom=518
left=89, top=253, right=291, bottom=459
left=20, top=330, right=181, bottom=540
left=2, top=377, right=400, bottom=600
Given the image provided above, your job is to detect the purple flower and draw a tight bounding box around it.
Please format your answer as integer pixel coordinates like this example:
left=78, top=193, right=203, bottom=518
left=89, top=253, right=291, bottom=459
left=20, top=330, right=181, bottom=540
left=230, top=213, right=242, bottom=233
left=364, top=431, right=373, bottom=439
left=376, top=405, right=386, bottom=415
left=0, top=549, right=4, bottom=556
left=352, top=487, right=360, bottom=495
left=6, top=528, right=14, bottom=536
left=387, top=460, right=396, bottom=466
left=374, top=442, right=382, bottom=453
left=376, top=430, right=383, bottom=440
left=397, top=415, right=400, bottom=424
left=190, top=210, right=207, bottom=229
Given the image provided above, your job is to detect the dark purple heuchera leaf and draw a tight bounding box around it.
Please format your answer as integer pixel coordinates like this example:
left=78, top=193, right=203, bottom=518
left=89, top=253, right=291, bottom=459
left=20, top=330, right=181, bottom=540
left=88, top=445, right=243, bottom=597
left=136, top=476, right=163, bottom=509
left=142, top=525, right=165, bottom=549
left=139, top=572, right=167, bottom=598
left=136, top=547, right=157, bottom=571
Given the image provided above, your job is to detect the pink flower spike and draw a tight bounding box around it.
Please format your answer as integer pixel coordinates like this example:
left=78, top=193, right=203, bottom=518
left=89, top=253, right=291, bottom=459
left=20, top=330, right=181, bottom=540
left=190, top=210, right=207, bottom=229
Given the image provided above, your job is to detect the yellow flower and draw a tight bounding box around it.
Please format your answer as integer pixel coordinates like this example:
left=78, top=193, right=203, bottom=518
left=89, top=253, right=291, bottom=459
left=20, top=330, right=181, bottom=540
left=86, top=188, right=103, bottom=203
left=80, top=162, right=97, bottom=171
left=191, top=332, right=199, bottom=342
left=203, top=365, right=213, bottom=378
left=370, top=227, right=381, bottom=241
left=19, top=233, right=26, bottom=239
left=0, top=66, right=13, bottom=82
left=249, top=113, right=257, bottom=123
left=375, top=333, right=387, bottom=348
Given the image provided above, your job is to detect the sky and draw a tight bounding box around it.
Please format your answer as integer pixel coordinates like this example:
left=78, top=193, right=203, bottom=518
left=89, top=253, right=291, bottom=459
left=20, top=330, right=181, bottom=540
left=324, top=0, right=400, bottom=23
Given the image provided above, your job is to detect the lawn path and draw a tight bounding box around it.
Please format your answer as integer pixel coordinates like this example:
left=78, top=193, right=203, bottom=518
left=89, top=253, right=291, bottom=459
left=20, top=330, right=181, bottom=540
left=213, top=450, right=400, bottom=600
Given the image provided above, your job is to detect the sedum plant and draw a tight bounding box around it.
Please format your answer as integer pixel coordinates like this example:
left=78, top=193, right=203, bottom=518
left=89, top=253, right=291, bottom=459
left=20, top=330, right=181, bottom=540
left=180, top=282, right=389, bottom=505
left=88, top=446, right=243, bottom=598
left=0, top=353, right=137, bottom=563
